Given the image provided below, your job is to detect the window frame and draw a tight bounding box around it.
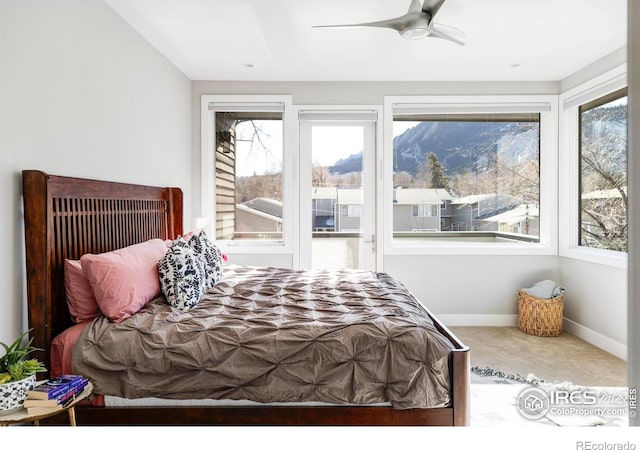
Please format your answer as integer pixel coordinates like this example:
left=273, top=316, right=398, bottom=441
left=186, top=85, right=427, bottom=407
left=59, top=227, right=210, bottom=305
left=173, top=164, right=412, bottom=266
left=412, top=204, right=437, bottom=217
left=200, top=94, right=294, bottom=254
left=383, top=94, right=558, bottom=256
left=343, top=204, right=363, bottom=218
left=559, top=65, right=628, bottom=268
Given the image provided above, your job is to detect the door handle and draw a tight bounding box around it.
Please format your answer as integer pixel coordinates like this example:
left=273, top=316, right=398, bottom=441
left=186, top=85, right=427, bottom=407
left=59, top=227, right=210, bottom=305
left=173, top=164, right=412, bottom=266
left=363, top=234, right=376, bottom=253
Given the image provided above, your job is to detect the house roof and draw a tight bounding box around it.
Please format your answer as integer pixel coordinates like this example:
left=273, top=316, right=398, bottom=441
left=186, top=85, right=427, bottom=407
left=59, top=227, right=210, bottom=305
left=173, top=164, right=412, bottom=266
left=236, top=204, right=283, bottom=223
left=480, top=204, right=539, bottom=226
left=394, top=188, right=452, bottom=205
left=241, top=198, right=283, bottom=219
left=450, top=193, right=501, bottom=205
left=451, top=193, right=522, bottom=219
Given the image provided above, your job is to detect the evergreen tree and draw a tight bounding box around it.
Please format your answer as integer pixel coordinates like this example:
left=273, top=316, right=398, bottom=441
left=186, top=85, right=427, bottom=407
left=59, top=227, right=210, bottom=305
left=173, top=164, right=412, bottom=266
left=428, top=152, right=450, bottom=189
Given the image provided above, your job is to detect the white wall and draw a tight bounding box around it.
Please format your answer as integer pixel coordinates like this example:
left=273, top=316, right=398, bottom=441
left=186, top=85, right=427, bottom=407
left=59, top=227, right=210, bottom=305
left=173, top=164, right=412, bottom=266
left=559, top=258, right=627, bottom=357
left=0, top=0, right=192, bottom=345
left=385, top=255, right=560, bottom=320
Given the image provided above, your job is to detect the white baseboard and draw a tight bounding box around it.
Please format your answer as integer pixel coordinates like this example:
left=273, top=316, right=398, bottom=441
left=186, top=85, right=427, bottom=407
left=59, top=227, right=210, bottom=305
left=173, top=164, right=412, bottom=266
left=438, top=314, right=628, bottom=361
left=439, top=314, right=517, bottom=327
left=563, top=318, right=628, bottom=361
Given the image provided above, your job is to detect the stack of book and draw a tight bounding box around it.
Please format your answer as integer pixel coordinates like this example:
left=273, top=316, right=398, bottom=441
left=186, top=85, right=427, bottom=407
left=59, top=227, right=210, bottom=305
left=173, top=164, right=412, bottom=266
left=24, top=374, right=89, bottom=415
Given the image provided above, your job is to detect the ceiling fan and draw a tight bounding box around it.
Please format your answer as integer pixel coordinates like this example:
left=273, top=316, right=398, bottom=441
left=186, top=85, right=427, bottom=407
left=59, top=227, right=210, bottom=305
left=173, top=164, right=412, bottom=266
left=313, top=0, right=466, bottom=45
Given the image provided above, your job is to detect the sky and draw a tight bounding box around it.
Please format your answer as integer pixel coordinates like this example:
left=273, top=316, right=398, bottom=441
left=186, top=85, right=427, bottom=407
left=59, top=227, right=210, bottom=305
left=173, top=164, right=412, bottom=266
left=234, top=120, right=418, bottom=177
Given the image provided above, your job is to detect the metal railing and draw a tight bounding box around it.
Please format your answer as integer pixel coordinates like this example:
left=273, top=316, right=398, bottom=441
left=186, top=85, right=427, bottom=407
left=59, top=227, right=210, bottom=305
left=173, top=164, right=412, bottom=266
left=229, top=230, right=539, bottom=243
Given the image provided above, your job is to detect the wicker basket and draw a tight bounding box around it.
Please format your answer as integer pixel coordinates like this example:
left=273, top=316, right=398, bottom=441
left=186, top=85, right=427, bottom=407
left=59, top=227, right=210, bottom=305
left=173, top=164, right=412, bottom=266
left=517, top=289, right=563, bottom=337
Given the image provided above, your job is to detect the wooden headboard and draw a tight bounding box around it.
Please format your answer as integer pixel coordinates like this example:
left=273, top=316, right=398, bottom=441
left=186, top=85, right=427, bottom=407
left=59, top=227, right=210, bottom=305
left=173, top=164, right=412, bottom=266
left=22, top=170, right=183, bottom=376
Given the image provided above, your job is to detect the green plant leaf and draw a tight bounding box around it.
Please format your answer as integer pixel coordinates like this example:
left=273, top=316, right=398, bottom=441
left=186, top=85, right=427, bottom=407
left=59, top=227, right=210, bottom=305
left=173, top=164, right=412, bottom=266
left=0, top=329, right=45, bottom=380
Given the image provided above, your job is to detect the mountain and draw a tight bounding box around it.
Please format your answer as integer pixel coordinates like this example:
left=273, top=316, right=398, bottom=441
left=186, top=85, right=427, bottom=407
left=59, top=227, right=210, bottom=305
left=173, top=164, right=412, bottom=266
left=580, top=102, right=627, bottom=178
left=330, top=121, right=539, bottom=176
left=329, top=104, right=627, bottom=177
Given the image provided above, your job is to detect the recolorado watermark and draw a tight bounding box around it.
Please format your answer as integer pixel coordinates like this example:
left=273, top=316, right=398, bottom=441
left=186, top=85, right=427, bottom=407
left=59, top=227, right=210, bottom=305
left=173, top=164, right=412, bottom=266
left=575, top=443, right=636, bottom=450
left=516, top=385, right=630, bottom=421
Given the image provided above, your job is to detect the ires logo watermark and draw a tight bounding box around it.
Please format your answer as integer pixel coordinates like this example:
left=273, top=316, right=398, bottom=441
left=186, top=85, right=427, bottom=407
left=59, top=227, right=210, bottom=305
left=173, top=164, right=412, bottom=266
left=516, top=385, right=628, bottom=421
left=517, top=387, right=550, bottom=420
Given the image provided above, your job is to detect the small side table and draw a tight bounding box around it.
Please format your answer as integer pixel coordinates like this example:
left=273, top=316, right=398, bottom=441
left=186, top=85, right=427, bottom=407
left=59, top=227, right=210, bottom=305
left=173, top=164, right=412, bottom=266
left=0, top=382, right=93, bottom=426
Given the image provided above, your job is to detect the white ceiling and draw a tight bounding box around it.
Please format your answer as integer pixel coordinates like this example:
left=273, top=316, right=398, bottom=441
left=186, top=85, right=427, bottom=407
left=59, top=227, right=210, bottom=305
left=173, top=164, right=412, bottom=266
left=105, top=0, right=627, bottom=82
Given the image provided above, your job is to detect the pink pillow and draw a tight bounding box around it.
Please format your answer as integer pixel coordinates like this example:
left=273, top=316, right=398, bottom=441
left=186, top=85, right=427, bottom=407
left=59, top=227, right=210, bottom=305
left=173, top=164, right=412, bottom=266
left=80, top=239, right=169, bottom=323
left=64, top=260, right=101, bottom=323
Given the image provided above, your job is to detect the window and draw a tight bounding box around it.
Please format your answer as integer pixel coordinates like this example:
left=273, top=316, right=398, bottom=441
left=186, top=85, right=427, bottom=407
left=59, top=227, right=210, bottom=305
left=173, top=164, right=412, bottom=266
left=384, top=95, right=557, bottom=254
left=558, top=65, right=626, bottom=267
left=412, top=205, right=437, bottom=217
left=214, top=110, right=284, bottom=241
left=392, top=112, right=541, bottom=242
left=201, top=95, right=293, bottom=253
left=393, top=112, right=540, bottom=241
left=579, top=89, right=627, bottom=252
left=342, top=205, right=362, bottom=217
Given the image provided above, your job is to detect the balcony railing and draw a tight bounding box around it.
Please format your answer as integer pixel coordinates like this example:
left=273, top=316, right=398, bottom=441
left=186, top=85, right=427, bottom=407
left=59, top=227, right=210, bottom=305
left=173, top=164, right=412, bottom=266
left=392, top=231, right=539, bottom=243
left=230, top=231, right=538, bottom=243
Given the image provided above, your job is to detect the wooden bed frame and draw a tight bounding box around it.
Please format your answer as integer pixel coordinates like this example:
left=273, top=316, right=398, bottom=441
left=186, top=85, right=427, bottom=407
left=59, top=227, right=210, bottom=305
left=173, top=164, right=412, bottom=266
left=22, top=169, right=470, bottom=426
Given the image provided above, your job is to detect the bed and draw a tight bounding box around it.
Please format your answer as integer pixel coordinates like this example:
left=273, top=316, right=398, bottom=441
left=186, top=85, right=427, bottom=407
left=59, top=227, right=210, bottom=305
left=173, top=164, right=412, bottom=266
left=21, top=169, right=470, bottom=426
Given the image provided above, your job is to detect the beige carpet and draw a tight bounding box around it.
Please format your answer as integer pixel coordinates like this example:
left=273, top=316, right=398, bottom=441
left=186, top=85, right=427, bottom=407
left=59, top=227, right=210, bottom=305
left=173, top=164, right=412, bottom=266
left=451, top=326, right=626, bottom=386
left=450, top=327, right=628, bottom=426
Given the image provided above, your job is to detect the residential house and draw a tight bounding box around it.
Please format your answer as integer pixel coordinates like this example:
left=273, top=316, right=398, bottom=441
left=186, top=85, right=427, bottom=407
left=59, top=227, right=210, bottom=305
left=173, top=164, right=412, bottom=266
left=480, top=204, right=540, bottom=236
left=393, top=188, right=453, bottom=232
left=449, top=193, right=522, bottom=232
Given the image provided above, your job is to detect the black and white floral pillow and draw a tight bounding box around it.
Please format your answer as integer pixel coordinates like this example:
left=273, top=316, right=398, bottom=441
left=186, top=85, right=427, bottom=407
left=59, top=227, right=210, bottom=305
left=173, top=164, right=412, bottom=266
left=158, top=237, right=206, bottom=312
left=189, top=229, right=223, bottom=291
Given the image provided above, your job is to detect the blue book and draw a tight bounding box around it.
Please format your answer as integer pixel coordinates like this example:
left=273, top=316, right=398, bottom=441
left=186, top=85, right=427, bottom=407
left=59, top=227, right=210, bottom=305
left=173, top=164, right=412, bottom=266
left=23, top=379, right=89, bottom=408
left=27, top=374, right=86, bottom=400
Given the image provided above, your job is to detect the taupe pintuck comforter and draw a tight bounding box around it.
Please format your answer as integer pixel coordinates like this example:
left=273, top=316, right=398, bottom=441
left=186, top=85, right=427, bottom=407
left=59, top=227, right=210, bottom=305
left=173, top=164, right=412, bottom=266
left=72, top=265, right=455, bottom=409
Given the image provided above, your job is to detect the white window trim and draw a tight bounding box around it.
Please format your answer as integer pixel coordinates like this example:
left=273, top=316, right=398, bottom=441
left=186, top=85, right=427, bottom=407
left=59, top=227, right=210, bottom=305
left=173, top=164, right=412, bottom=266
left=200, top=94, right=294, bottom=255
left=383, top=94, right=558, bottom=256
left=558, top=64, right=628, bottom=269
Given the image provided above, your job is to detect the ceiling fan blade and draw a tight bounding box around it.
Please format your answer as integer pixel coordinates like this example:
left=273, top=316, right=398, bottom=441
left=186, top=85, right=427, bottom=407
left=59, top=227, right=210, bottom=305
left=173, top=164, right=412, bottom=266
left=407, top=0, right=424, bottom=14
left=422, top=0, right=446, bottom=19
left=428, top=22, right=466, bottom=45
left=313, top=17, right=405, bottom=32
